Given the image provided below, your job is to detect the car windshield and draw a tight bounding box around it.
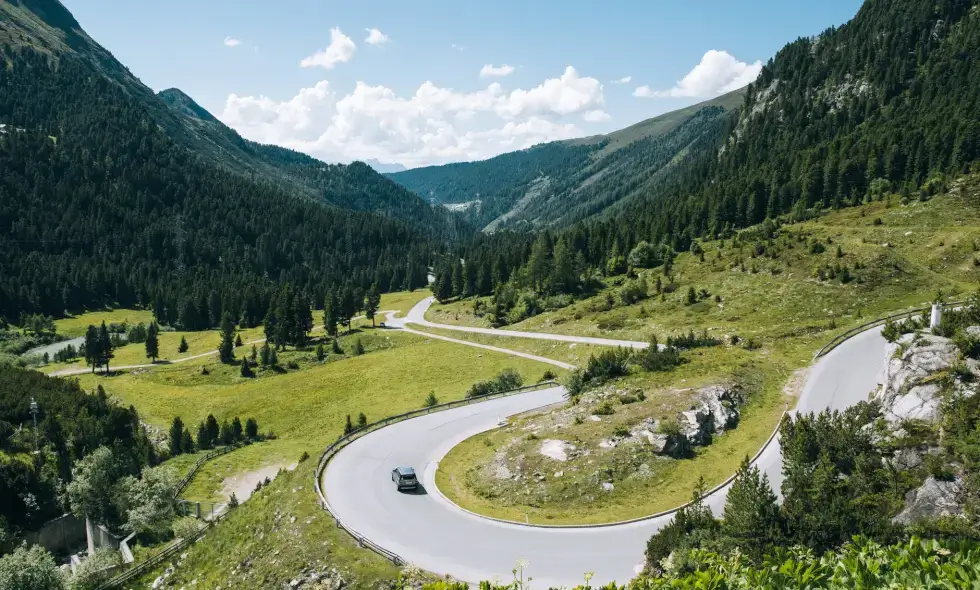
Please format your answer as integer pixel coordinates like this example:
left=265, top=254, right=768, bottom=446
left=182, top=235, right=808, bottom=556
left=401, top=473, right=416, bottom=480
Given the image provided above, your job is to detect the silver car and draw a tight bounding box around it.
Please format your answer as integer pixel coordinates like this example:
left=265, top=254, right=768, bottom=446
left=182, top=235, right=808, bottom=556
left=391, top=466, right=418, bottom=490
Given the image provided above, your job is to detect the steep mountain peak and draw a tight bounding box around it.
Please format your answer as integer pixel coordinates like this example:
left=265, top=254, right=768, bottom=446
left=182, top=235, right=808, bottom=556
left=157, top=88, right=219, bottom=123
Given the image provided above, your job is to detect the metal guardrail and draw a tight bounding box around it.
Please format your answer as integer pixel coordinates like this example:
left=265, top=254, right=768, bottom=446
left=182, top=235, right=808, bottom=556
left=174, top=441, right=248, bottom=496
left=313, top=380, right=561, bottom=565
left=814, top=301, right=963, bottom=358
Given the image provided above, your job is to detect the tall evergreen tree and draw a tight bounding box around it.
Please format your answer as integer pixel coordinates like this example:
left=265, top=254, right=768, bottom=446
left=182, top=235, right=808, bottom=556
left=145, top=321, right=159, bottom=362
left=218, top=311, right=236, bottom=363
left=96, top=321, right=114, bottom=373
left=323, top=290, right=339, bottom=338
left=168, top=416, right=184, bottom=456
left=364, top=283, right=381, bottom=327
left=84, top=324, right=99, bottom=374
left=720, top=456, right=784, bottom=560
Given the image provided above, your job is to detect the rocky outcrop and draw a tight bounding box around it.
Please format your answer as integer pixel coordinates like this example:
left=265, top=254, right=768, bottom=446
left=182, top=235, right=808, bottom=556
left=892, top=476, right=964, bottom=525
left=679, top=385, right=743, bottom=446
left=878, top=333, right=960, bottom=424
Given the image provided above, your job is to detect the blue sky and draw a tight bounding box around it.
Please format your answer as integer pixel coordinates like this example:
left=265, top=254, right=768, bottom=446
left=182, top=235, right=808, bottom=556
left=62, top=0, right=864, bottom=169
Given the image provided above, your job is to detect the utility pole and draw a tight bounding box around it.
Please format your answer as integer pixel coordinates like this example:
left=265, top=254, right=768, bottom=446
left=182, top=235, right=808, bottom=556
left=30, top=397, right=39, bottom=454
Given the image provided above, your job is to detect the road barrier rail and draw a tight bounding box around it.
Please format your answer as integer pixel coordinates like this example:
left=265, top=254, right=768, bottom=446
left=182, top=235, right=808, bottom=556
left=313, top=380, right=561, bottom=565
left=814, top=300, right=963, bottom=358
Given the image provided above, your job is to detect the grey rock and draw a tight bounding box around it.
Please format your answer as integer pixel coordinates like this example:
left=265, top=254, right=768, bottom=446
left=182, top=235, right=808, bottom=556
left=879, top=334, right=959, bottom=424
left=891, top=447, right=924, bottom=470
left=893, top=476, right=963, bottom=525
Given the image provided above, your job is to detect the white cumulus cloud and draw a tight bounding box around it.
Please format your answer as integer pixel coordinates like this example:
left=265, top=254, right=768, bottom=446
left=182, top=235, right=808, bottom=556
left=610, top=76, right=632, bottom=84
left=300, top=28, right=357, bottom=69
left=583, top=109, right=611, bottom=123
left=479, top=64, right=515, bottom=78
left=224, top=36, right=241, bottom=47
left=219, top=66, right=606, bottom=168
left=636, top=50, right=761, bottom=98
left=364, top=28, right=389, bottom=45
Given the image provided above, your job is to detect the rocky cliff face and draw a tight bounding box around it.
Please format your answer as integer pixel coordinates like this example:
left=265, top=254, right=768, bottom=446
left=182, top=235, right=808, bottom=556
left=875, top=328, right=980, bottom=526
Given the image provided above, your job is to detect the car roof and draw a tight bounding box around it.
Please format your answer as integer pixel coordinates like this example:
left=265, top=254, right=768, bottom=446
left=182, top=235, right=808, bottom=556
left=394, top=466, right=415, bottom=475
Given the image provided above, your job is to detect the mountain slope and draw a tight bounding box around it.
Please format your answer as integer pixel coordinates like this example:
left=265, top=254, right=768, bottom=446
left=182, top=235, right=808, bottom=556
left=454, top=0, right=980, bottom=303
left=156, top=88, right=457, bottom=229
left=0, top=0, right=437, bottom=320
left=388, top=89, right=744, bottom=230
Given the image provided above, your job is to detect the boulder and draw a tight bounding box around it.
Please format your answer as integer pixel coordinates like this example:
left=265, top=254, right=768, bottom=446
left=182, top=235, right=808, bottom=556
left=678, top=385, right=743, bottom=445
left=892, top=476, right=963, bottom=525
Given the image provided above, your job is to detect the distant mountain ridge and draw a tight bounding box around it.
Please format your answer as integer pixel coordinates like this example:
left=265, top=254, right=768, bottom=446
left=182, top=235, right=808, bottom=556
left=0, top=0, right=446, bottom=319
left=388, top=89, right=745, bottom=230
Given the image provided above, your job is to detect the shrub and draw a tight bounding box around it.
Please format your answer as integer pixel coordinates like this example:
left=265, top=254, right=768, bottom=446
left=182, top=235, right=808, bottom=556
left=468, top=368, right=524, bottom=397
left=618, top=276, right=650, bottom=306
left=423, top=390, right=439, bottom=407
left=640, top=337, right=682, bottom=372
left=68, top=547, right=122, bottom=590
left=541, top=370, right=557, bottom=382
left=594, top=401, right=615, bottom=416
left=613, top=425, right=631, bottom=437
left=298, top=451, right=310, bottom=463
left=227, top=493, right=239, bottom=508
left=172, top=516, right=203, bottom=539
left=667, top=330, right=722, bottom=350
left=286, top=360, right=300, bottom=370
left=352, top=339, right=365, bottom=356
left=658, top=418, right=681, bottom=436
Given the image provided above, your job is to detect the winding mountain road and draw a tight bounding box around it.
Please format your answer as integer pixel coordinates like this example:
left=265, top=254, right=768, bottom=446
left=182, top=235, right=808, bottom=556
left=324, top=299, right=888, bottom=587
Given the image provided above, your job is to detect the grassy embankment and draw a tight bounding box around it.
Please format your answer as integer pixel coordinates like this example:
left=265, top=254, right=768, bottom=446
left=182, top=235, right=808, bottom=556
left=430, top=184, right=980, bottom=524
left=59, top=290, right=565, bottom=587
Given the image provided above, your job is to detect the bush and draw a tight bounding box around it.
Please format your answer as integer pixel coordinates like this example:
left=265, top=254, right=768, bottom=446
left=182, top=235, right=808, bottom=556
left=640, top=337, right=683, bottom=372
left=286, top=360, right=300, bottom=370
left=618, top=276, right=649, bottom=306
left=0, top=544, right=65, bottom=590
left=466, top=368, right=524, bottom=398
left=594, top=401, right=615, bottom=415
left=352, top=339, right=365, bottom=356
left=423, top=390, right=439, bottom=407
left=298, top=451, right=310, bottom=463
left=565, top=348, right=634, bottom=396
left=666, top=330, right=722, bottom=350
left=172, top=516, right=203, bottom=540
left=227, top=493, right=239, bottom=508
left=541, top=370, right=557, bottom=382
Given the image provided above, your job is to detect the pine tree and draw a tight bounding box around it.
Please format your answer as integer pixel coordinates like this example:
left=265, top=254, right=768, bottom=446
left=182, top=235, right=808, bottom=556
left=178, top=335, right=188, bottom=353
left=293, top=293, right=313, bottom=347
left=218, top=312, right=235, bottom=363
left=181, top=428, right=195, bottom=454
left=219, top=420, right=234, bottom=445
left=84, top=324, right=99, bottom=373
left=240, top=358, right=254, bottom=378
left=97, top=321, right=114, bottom=373
left=343, top=414, right=353, bottom=435
left=339, top=283, right=356, bottom=333
left=269, top=347, right=278, bottom=366
left=250, top=344, right=257, bottom=362
left=323, top=290, right=339, bottom=338
left=260, top=342, right=271, bottom=366
left=424, top=390, right=438, bottom=407
left=235, top=333, right=243, bottom=347
left=169, top=416, right=185, bottom=456
left=245, top=418, right=258, bottom=439
left=352, top=339, right=365, bottom=356
left=721, top=456, right=784, bottom=559
left=196, top=421, right=210, bottom=450
left=365, top=283, right=381, bottom=327
left=145, top=321, right=159, bottom=362
left=462, top=260, right=476, bottom=298
left=315, top=343, right=326, bottom=361
left=205, top=414, right=220, bottom=446
left=231, top=417, right=243, bottom=441
left=451, top=257, right=464, bottom=297
left=357, top=412, right=367, bottom=428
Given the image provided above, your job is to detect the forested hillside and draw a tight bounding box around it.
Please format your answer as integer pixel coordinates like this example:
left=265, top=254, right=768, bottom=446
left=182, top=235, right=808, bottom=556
left=445, top=0, right=980, bottom=298
left=0, top=0, right=446, bottom=321
left=389, top=90, right=744, bottom=230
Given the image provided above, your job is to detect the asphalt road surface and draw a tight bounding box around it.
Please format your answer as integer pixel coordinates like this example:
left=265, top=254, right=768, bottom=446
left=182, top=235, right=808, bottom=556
left=323, top=316, right=889, bottom=587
